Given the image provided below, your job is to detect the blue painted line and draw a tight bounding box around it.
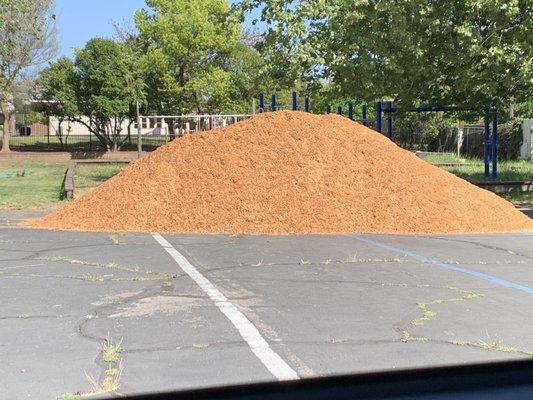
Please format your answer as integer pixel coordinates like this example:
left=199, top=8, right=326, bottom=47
left=352, top=235, right=533, bottom=295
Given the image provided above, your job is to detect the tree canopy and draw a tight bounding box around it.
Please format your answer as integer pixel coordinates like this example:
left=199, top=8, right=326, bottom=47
left=39, top=38, right=144, bottom=150
left=135, top=0, right=243, bottom=115
left=239, top=0, right=532, bottom=111
left=0, top=0, right=56, bottom=151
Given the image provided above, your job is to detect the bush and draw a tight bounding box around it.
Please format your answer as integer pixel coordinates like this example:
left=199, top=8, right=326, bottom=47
left=498, top=119, right=523, bottom=160
left=392, top=113, right=457, bottom=152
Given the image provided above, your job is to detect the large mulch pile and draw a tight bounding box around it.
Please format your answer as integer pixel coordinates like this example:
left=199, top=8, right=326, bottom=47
left=27, top=111, right=532, bottom=234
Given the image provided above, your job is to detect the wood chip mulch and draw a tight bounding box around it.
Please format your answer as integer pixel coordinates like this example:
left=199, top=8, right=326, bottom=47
left=26, top=111, right=533, bottom=234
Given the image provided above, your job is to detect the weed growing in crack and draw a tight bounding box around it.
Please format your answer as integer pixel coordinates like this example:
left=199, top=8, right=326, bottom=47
left=410, top=288, right=483, bottom=327
left=102, top=336, right=123, bottom=363
left=477, top=339, right=517, bottom=353
left=85, top=360, right=123, bottom=394
left=330, top=337, right=347, bottom=344
left=109, top=234, right=122, bottom=245
left=81, top=273, right=103, bottom=282
left=56, top=392, right=80, bottom=400
left=450, top=339, right=466, bottom=346
left=400, top=330, right=427, bottom=342
left=36, top=256, right=164, bottom=277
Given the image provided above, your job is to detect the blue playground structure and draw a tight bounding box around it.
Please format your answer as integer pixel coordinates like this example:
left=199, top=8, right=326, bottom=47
left=258, top=92, right=499, bottom=178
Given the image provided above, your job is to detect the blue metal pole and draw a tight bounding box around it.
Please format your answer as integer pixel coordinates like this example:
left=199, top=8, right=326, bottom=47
left=483, top=115, right=490, bottom=178
left=259, top=93, right=265, bottom=112
left=492, top=112, right=498, bottom=179
left=348, top=103, right=354, bottom=120
left=375, top=101, right=382, bottom=133
left=271, top=94, right=277, bottom=111
left=304, top=96, right=310, bottom=112
left=337, top=106, right=343, bottom=115
left=326, top=104, right=331, bottom=114
left=386, top=101, right=393, bottom=140
left=362, top=104, right=367, bottom=126
left=292, top=92, right=297, bottom=111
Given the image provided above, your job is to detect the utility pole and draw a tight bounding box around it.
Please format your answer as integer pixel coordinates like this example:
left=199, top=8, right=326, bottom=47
left=136, top=100, right=142, bottom=159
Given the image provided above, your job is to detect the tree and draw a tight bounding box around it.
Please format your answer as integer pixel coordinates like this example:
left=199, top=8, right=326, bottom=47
left=135, top=0, right=243, bottom=137
left=38, top=38, right=144, bottom=151
left=0, top=0, right=56, bottom=151
left=36, top=57, right=78, bottom=143
left=240, top=0, right=532, bottom=111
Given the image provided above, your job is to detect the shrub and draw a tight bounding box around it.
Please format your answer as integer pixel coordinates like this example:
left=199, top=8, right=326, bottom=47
left=498, top=119, right=523, bottom=160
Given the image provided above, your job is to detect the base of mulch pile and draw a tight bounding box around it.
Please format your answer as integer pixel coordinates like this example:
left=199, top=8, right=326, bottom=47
left=26, top=111, right=533, bottom=234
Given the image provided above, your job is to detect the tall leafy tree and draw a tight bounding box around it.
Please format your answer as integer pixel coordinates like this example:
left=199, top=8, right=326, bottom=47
left=36, top=56, right=78, bottom=141
left=0, top=0, right=56, bottom=151
left=240, top=0, right=532, bottom=111
left=39, top=38, right=144, bottom=151
left=135, top=0, right=243, bottom=136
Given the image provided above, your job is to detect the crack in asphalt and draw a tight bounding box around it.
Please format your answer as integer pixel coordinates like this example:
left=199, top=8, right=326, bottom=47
left=426, top=236, right=533, bottom=260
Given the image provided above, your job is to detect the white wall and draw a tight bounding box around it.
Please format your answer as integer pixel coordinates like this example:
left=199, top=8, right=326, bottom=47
left=48, top=116, right=168, bottom=136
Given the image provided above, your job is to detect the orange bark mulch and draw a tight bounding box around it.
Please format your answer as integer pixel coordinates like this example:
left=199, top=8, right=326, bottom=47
left=26, top=111, right=533, bottom=234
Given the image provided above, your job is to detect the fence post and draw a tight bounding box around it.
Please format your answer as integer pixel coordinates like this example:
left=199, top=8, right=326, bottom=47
left=326, top=104, right=331, bottom=114
left=271, top=94, right=277, bottom=111
left=304, top=96, right=310, bottom=112
left=483, top=113, right=490, bottom=178
left=386, top=101, right=393, bottom=140
left=348, top=103, right=354, bottom=120
left=492, top=111, right=498, bottom=179
left=375, top=101, right=382, bottom=133
left=361, top=104, right=367, bottom=126
left=337, top=106, right=343, bottom=115
left=259, top=93, right=265, bottom=112
left=292, top=91, right=298, bottom=111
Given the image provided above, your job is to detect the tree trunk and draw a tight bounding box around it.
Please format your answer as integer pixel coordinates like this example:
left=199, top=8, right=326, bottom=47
left=165, top=118, right=176, bottom=140
left=1, top=102, right=12, bottom=152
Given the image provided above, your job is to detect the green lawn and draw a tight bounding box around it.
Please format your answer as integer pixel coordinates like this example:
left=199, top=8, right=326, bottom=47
left=444, top=160, right=533, bottom=182
left=420, top=153, right=533, bottom=182
left=422, top=152, right=469, bottom=164
left=0, top=160, right=125, bottom=209
left=74, top=163, right=124, bottom=197
left=501, top=192, right=533, bottom=204
left=0, top=160, right=67, bottom=209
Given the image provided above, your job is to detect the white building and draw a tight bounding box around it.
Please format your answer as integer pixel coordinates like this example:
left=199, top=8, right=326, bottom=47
left=48, top=116, right=167, bottom=136
left=48, top=114, right=251, bottom=136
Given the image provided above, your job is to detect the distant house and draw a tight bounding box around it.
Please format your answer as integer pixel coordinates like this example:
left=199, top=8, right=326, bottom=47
left=48, top=114, right=250, bottom=136
left=48, top=116, right=167, bottom=136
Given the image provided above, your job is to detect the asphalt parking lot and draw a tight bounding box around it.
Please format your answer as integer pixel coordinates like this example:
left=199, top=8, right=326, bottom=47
left=1, top=210, right=532, bottom=399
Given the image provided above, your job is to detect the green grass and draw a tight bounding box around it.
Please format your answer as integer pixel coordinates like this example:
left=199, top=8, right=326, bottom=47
left=422, top=152, right=469, bottom=164
left=444, top=160, right=533, bottom=182
left=501, top=192, right=533, bottom=204
left=0, top=160, right=67, bottom=210
left=74, top=163, right=124, bottom=197
left=0, top=159, right=124, bottom=209
left=422, top=153, right=533, bottom=182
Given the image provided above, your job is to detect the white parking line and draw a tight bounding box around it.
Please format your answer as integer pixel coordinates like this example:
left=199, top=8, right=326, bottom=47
left=152, top=233, right=299, bottom=381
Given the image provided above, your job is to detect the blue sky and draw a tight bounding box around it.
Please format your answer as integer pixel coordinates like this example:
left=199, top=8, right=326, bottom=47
left=55, top=0, right=146, bottom=58
left=55, top=0, right=260, bottom=58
